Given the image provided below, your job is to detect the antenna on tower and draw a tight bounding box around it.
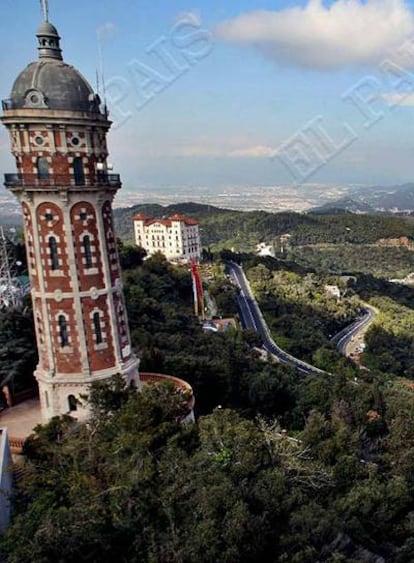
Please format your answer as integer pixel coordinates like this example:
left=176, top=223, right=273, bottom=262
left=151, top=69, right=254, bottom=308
left=96, top=68, right=100, bottom=98
left=97, top=30, right=107, bottom=113
left=40, top=0, right=49, bottom=21
left=0, top=227, right=25, bottom=310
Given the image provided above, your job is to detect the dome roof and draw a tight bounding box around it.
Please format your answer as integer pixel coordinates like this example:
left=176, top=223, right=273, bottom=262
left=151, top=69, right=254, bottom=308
left=37, top=21, right=59, bottom=36
left=5, top=19, right=101, bottom=114
left=10, top=60, right=100, bottom=113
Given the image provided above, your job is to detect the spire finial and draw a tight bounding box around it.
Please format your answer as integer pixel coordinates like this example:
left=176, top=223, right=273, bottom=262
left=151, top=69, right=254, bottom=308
left=40, top=0, right=49, bottom=21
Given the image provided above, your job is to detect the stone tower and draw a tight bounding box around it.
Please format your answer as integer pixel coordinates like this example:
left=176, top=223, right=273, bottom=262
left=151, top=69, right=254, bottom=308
left=1, top=18, right=140, bottom=420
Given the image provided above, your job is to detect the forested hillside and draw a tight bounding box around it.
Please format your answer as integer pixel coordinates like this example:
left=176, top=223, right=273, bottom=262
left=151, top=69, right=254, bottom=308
left=114, top=202, right=414, bottom=252
left=288, top=245, right=414, bottom=277
left=3, top=253, right=414, bottom=562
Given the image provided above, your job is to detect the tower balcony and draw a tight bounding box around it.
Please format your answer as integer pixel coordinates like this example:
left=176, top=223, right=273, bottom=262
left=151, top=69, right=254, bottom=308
left=3, top=173, right=121, bottom=190
left=140, top=372, right=195, bottom=420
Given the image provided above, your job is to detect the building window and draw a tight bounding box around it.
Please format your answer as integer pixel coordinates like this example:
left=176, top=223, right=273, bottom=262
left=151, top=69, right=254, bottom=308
left=93, top=312, right=103, bottom=344
left=45, top=391, right=49, bottom=408
left=49, top=237, right=59, bottom=270
left=73, top=157, right=85, bottom=186
left=68, top=395, right=77, bottom=412
left=83, top=235, right=92, bottom=268
left=37, top=157, right=49, bottom=180
left=35, top=135, right=44, bottom=146
left=58, top=315, right=69, bottom=347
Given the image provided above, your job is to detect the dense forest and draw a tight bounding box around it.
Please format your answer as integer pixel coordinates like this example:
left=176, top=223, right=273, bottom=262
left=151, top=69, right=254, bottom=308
left=287, top=245, right=414, bottom=278
left=4, top=373, right=414, bottom=563
left=114, top=202, right=414, bottom=278
left=3, top=253, right=414, bottom=562
left=113, top=202, right=414, bottom=252
left=1, top=208, right=414, bottom=562
left=354, top=276, right=414, bottom=379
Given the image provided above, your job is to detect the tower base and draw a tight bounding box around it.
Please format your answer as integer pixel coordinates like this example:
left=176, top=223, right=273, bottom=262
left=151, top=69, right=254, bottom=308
left=35, top=356, right=140, bottom=421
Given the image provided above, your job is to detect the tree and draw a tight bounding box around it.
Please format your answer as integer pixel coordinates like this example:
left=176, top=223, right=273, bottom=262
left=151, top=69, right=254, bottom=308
left=117, top=238, right=146, bottom=270
left=0, top=306, right=37, bottom=398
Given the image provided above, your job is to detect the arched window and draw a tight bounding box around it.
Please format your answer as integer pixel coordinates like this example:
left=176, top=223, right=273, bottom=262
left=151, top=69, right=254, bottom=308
left=44, top=391, right=49, bottom=408
left=93, top=312, right=103, bottom=344
left=73, top=157, right=85, bottom=186
left=37, top=157, right=49, bottom=180
left=58, top=315, right=69, bottom=347
left=68, top=395, right=77, bottom=412
left=49, top=237, right=59, bottom=270
left=83, top=235, right=92, bottom=268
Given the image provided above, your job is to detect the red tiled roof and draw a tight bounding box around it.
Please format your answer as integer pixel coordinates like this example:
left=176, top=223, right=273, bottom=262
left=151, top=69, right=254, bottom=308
left=146, top=219, right=172, bottom=227
left=170, top=214, right=198, bottom=226
left=134, top=214, right=198, bottom=227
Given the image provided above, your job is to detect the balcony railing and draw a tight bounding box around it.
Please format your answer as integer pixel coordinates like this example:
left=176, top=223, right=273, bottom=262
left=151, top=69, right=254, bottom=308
left=2, top=98, right=107, bottom=116
left=3, top=173, right=121, bottom=189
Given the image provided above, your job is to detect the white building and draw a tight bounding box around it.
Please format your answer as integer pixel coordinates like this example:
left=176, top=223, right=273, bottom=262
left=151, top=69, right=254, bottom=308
left=256, top=242, right=275, bottom=257
left=134, top=213, right=202, bottom=262
left=324, top=284, right=341, bottom=299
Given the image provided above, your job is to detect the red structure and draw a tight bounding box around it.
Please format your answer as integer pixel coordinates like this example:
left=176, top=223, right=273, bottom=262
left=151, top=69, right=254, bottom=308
left=190, top=260, right=204, bottom=318
left=1, top=18, right=140, bottom=420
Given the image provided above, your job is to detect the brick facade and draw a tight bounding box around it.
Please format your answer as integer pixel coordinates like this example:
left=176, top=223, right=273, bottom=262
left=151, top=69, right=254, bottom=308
left=1, top=22, right=140, bottom=421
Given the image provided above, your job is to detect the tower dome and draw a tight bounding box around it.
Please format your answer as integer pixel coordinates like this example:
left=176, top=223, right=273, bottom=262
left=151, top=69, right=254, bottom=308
left=6, top=20, right=101, bottom=113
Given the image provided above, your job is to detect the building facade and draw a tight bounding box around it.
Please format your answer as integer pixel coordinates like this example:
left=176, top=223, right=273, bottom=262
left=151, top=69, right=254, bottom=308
left=1, top=19, right=140, bottom=421
left=134, top=213, right=201, bottom=262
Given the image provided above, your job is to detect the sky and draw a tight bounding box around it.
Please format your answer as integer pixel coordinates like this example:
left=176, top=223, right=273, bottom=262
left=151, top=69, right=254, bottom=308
left=2, top=0, right=414, bottom=194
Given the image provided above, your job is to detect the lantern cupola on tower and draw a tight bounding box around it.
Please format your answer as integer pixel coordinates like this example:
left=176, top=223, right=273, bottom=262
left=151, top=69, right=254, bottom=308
left=37, top=20, right=62, bottom=60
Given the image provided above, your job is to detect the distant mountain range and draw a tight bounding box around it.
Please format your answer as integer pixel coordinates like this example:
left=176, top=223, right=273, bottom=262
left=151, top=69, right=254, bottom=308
left=311, top=183, right=414, bottom=214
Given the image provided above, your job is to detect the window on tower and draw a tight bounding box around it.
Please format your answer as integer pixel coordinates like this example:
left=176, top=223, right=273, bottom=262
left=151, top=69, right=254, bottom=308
left=37, top=157, right=49, bottom=180
left=83, top=235, right=93, bottom=268
left=58, top=315, right=69, bottom=347
left=93, top=312, right=103, bottom=344
left=49, top=237, right=59, bottom=270
left=73, top=157, right=85, bottom=186
left=68, top=395, right=78, bottom=412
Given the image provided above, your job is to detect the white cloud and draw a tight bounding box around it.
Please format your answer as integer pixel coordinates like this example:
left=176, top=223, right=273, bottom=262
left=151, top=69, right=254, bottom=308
left=126, top=138, right=280, bottom=159
left=382, top=92, right=414, bottom=105
left=216, top=0, right=414, bottom=69
left=174, top=141, right=279, bottom=159
left=228, top=145, right=279, bottom=158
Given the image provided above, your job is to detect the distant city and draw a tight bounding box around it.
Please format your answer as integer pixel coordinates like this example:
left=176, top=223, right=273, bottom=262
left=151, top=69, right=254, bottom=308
left=3, top=181, right=414, bottom=225
left=116, top=183, right=359, bottom=212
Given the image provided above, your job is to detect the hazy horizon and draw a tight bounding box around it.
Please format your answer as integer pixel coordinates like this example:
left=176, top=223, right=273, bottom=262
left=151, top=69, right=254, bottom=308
left=2, top=0, right=414, bottom=195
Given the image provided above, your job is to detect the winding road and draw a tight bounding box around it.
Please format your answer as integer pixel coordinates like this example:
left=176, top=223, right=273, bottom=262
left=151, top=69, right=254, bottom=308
left=226, top=261, right=327, bottom=376
left=331, top=306, right=377, bottom=356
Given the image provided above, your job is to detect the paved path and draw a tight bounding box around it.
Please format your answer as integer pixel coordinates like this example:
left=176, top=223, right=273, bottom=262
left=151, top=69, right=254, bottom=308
left=0, top=399, right=42, bottom=440
left=331, top=305, right=377, bottom=356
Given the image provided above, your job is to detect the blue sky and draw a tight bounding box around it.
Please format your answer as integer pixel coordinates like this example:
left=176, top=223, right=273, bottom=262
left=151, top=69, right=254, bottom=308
left=2, top=0, right=414, bottom=193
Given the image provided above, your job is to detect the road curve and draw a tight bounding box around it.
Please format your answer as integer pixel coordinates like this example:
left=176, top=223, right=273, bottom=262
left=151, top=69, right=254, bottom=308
left=331, top=306, right=376, bottom=356
left=226, top=261, right=328, bottom=376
